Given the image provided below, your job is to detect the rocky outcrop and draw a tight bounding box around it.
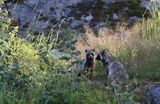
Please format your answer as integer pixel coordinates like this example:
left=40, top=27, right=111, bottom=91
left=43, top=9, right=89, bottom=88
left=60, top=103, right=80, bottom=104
left=2, top=0, right=160, bottom=34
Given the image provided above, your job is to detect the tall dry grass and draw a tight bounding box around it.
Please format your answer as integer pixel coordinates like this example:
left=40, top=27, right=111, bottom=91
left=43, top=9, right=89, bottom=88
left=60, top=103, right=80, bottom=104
left=75, top=19, right=160, bottom=80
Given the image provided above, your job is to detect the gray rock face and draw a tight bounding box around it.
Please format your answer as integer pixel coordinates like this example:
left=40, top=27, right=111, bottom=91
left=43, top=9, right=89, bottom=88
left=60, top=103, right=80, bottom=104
left=3, top=0, right=158, bottom=34
left=10, top=5, right=37, bottom=28
left=4, top=0, right=98, bottom=33
left=146, top=84, right=160, bottom=104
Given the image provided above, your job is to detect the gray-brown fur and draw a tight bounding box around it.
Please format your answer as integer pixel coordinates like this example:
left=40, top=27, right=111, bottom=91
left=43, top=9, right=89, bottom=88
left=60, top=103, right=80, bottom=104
left=96, top=49, right=129, bottom=83
left=77, top=49, right=95, bottom=78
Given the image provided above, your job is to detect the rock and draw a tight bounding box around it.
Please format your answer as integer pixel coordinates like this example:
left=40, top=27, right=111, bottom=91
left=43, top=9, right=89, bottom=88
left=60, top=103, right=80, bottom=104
left=23, top=0, right=39, bottom=7
left=30, top=21, right=50, bottom=31
left=95, top=22, right=105, bottom=29
left=103, top=0, right=116, bottom=5
left=128, top=16, right=139, bottom=27
left=10, top=5, right=37, bottom=28
left=70, top=20, right=85, bottom=28
left=123, top=7, right=129, bottom=11
left=51, top=49, right=72, bottom=60
left=141, top=0, right=160, bottom=11
left=51, top=49, right=65, bottom=59
left=145, top=84, right=160, bottom=104
left=83, top=14, right=93, bottom=22
left=112, top=13, right=119, bottom=20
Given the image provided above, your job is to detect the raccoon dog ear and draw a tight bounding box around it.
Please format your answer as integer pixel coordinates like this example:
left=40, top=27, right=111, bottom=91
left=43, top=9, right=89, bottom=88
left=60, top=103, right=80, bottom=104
left=102, top=48, right=109, bottom=53
left=96, top=54, right=101, bottom=60
left=102, top=49, right=106, bottom=54
left=92, top=49, right=95, bottom=52
left=85, top=49, right=88, bottom=53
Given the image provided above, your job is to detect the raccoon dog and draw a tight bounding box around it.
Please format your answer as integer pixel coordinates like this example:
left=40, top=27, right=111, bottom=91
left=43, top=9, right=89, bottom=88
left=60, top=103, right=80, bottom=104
left=77, top=49, right=95, bottom=78
left=96, top=49, right=129, bottom=83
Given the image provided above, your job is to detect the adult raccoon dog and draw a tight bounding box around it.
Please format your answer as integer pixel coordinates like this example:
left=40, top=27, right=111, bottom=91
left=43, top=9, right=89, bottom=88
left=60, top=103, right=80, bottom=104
left=77, top=49, right=95, bottom=78
left=96, top=49, right=129, bottom=83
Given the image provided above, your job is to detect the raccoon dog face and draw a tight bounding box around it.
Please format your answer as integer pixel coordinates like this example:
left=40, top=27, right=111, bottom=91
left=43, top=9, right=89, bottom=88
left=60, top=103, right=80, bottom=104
left=85, top=49, right=95, bottom=61
left=96, top=49, right=110, bottom=63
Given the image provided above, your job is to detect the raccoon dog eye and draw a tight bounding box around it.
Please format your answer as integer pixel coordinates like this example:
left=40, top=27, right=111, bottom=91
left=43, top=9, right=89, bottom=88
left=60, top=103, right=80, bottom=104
left=91, top=53, right=94, bottom=56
